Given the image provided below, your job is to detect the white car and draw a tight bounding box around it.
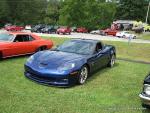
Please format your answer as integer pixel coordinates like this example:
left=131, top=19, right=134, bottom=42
left=116, top=31, right=136, bottom=39
left=25, top=25, right=31, bottom=30
left=90, top=30, right=105, bottom=35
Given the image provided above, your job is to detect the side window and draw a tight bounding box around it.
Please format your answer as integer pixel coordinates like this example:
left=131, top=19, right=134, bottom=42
left=95, top=42, right=103, bottom=53
left=14, top=35, right=35, bottom=42
left=28, top=35, right=35, bottom=41
left=14, top=35, right=24, bottom=42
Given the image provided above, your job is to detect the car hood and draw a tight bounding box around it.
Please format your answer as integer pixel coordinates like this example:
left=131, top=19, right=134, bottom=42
left=32, top=50, right=87, bottom=69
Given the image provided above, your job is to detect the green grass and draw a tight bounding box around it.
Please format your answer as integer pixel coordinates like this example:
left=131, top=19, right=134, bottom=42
left=0, top=58, right=150, bottom=113
left=137, top=33, right=150, bottom=40
left=0, top=37, right=150, bottom=113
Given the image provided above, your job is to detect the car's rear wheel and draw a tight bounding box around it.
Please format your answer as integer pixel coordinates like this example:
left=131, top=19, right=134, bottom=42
left=78, top=65, right=89, bottom=85
left=108, top=54, right=116, bottom=67
left=36, top=46, right=47, bottom=52
left=122, top=35, right=126, bottom=38
left=0, top=52, right=3, bottom=60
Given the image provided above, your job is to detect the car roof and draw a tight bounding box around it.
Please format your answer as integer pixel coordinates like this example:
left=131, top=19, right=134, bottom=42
left=8, top=32, right=32, bottom=35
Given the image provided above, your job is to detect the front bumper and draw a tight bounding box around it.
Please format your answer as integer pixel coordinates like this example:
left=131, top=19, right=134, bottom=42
left=24, top=65, right=78, bottom=87
left=139, top=93, right=150, bottom=106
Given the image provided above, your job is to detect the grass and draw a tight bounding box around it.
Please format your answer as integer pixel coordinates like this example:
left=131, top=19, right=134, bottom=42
left=0, top=37, right=150, bottom=113
left=137, top=33, right=150, bottom=40
left=0, top=58, right=150, bottom=113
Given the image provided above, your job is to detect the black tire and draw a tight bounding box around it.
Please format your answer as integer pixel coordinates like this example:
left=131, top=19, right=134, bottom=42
left=0, top=52, right=3, bottom=60
left=133, top=36, right=136, bottom=39
left=108, top=54, right=116, bottom=67
left=36, top=46, right=47, bottom=52
left=122, top=35, right=126, bottom=38
left=78, top=65, right=89, bottom=85
left=142, top=103, right=150, bottom=109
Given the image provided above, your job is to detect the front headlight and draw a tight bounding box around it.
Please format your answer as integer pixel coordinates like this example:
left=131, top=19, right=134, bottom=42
left=144, top=84, right=150, bottom=95
left=58, top=63, right=75, bottom=72
left=27, top=55, right=34, bottom=64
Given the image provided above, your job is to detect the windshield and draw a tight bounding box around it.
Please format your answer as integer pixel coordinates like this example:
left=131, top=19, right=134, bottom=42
left=57, top=40, right=95, bottom=55
left=0, top=33, right=14, bottom=42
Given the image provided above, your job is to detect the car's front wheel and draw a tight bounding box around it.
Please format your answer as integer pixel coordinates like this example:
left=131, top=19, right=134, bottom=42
left=78, top=66, right=89, bottom=85
left=108, top=54, right=116, bottom=67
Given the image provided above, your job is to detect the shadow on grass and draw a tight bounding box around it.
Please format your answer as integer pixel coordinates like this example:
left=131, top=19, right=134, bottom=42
left=86, top=62, right=119, bottom=83
left=142, top=109, right=150, bottom=113
left=0, top=55, right=30, bottom=62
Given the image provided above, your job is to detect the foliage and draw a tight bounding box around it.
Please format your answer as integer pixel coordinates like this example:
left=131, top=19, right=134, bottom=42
left=0, top=0, right=149, bottom=28
left=0, top=0, right=47, bottom=25
left=44, top=0, right=61, bottom=25
left=115, top=0, right=150, bottom=23
left=59, top=0, right=116, bottom=30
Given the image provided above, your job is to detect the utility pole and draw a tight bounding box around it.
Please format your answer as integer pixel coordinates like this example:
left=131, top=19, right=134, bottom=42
left=145, top=1, right=150, bottom=24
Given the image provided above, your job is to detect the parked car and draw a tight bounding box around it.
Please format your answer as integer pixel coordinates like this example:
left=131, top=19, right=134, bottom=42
left=144, top=24, right=150, bottom=32
left=4, top=23, right=12, bottom=28
left=24, top=39, right=116, bottom=86
left=116, top=31, right=136, bottom=39
left=102, top=28, right=118, bottom=36
left=71, top=27, right=77, bottom=32
left=76, top=27, right=88, bottom=33
left=25, top=25, right=32, bottom=31
left=90, top=30, right=106, bottom=35
left=31, top=24, right=45, bottom=33
left=41, top=26, right=56, bottom=34
left=4, top=25, right=24, bottom=31
left=139, top=73, right=150, bottom=109
left=56, top=26, right=71, bottom=34
left=132, top=26, right=144, bottom=33
left=0, top=32, right=53, bottom=59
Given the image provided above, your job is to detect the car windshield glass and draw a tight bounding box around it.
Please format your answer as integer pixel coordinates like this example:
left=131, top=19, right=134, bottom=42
left=57, top=40, right=95, bottom=55
left=0, top=33, right=14, bottom=42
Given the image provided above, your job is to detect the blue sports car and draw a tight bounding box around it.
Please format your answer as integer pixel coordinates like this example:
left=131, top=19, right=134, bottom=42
left=24, top=39, right=116, bottom=86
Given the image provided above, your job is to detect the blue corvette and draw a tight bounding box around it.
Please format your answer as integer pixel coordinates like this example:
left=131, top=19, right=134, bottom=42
left=24, top=39, right=116, bottom=86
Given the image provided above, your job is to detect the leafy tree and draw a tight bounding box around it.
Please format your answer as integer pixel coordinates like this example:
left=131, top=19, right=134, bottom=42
left=0, top=0, right=10, bottom=26
left=115, top=0, right=149, bottom=23
left=59, top=0, right=116, bottom=30
left=44, top=0, right=61, bottom=25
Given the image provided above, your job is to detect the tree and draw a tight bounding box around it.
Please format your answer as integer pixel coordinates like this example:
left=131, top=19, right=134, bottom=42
left=59, top=0, right=116, bottom=30
left=44, top=0, right=61, bottom=25
left=115, top=0, right=149, bottom=23
left=0, top=0, right=10, bottom=26
left=0, top=0, right=47, bottom=25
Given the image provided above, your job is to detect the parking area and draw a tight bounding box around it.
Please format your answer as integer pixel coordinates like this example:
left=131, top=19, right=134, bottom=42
left=35, top=32, right=150, bottom=44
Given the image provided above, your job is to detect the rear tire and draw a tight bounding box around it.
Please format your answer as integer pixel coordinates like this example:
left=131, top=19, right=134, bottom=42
left=78, top=65, right=89, bottom=85
left=108, top=54, right=116, bottom=67
left=36, top=46, right=47, bottom=52
left=0, top=52, right=3, bottom=60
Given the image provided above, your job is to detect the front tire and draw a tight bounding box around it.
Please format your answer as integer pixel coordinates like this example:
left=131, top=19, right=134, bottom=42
left=142, top=103, right=150, bottom=109
left=36, top=46, right=47, bottom=52
left=108, top=54, right=116, bottom=67
left=78, top=65, right=89, bottom=85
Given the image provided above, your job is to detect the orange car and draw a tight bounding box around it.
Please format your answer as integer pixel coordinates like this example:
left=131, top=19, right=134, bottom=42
left=0, top=32, right=53, bottom=58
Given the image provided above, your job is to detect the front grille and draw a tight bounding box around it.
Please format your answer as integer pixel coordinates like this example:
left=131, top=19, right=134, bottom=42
left=28, top=71, right=59, bottom=82
left=25, top=65, right=69, bottom=85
